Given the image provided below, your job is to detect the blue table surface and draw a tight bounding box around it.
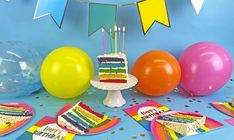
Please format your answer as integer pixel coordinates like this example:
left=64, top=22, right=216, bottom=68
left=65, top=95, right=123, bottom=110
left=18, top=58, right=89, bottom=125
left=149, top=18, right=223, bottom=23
left=0, top=0, right=234, bottom=140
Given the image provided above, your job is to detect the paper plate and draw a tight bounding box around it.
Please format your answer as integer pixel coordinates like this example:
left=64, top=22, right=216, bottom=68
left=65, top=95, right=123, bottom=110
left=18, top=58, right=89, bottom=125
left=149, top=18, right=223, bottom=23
left=0, top=102, right=33, bottom=136
left=211, top=102, right=234, bottom=117
left=56, top=104, right=120, bottom=135
left=151, top=111, right=224, bottom=140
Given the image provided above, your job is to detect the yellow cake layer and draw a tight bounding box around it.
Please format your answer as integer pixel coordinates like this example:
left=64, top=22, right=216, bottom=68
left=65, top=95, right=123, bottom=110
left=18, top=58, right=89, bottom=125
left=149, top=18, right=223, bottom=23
left=99, top=74, right=127, bottom=79
left=76, top=106, right=102, bottom=123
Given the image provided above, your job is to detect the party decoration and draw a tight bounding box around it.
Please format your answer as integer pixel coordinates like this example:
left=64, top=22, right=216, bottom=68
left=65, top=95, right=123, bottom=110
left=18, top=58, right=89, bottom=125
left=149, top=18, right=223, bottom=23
left=225, top=118, right=234, bottom=126
left=0, top=102, right=33, bottom=136
left=17, top=116, right=75, bottom=140
left=131, top=50, right=181, bottom=96
left=191, top=0, right=205, bottom=14
left=179, top=42, right=233, bottom=96
left=211, top=102, right=234, bottom=117
left=34, top=0, right=69, bottom=28
left=124, top=100, right=170, bottom=130
left=151, top=111, right=224, bottom=140
left=137, top=0, right=170, bottom=34
left=88, top=3, right=117, bottom=36
left=31, top=0, right=174, bottom=35
left=0, top=41, right=42, bottom=98
left=56, top=101, right=120, bottom=135
left=40, top=46, right=94, bottom=99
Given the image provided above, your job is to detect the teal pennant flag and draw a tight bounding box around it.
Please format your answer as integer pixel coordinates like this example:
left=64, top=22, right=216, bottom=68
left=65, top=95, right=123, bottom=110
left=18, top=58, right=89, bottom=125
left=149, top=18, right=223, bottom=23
left=89, top=3, right=117, bottom=37
left=34, top=0, right=69, bottom=28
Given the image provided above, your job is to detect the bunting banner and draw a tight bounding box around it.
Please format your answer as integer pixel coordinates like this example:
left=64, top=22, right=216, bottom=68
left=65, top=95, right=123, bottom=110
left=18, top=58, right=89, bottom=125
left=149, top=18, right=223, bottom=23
left=34, top=0, right=69, bottom=28
left=23, top=0, right=205, bottom=35
left=88, top=3, right=117, bottom=37
left=137, top=0, right=170, bottom=34
left=191, top=0, right=205, bottom=14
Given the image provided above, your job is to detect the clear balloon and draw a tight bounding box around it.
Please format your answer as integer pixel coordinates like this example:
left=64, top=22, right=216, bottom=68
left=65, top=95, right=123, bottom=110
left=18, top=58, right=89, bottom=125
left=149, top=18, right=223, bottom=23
left=0, top=41, right=42, bottom=98
left=179, top=42, right=233, bottom=96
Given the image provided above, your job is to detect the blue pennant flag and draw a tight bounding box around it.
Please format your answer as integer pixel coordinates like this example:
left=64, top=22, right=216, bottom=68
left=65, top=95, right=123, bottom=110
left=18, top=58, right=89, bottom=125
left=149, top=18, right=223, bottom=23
left=89, top=3, right=117, bottom=37
left=34, top=0, right=69, bottom=28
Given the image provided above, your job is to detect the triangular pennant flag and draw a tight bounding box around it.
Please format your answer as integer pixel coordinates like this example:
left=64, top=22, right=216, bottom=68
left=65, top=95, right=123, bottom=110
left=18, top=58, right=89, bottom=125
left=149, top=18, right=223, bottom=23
left=137, top=0, right=170, bottom=35
left=34, top=0, right=69, bottom=28
left=191, top=0, right=205, bottom=14
left=88, top=3, right=117, bottom=37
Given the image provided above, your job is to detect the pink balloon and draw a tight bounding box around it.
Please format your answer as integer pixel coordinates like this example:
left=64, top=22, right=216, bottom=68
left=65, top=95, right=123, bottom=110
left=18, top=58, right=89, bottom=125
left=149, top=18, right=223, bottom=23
left=179, top=42, right=233, bottom=96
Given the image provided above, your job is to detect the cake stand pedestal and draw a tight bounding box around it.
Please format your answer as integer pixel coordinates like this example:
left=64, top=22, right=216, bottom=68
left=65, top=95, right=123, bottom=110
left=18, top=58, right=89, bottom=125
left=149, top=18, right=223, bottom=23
left=90, top=74, right=138, bottom=108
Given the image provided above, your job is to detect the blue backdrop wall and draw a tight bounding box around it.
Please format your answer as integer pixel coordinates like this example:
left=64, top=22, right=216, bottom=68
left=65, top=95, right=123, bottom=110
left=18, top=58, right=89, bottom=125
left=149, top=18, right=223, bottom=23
left=0, top=0, right=233, bottom=72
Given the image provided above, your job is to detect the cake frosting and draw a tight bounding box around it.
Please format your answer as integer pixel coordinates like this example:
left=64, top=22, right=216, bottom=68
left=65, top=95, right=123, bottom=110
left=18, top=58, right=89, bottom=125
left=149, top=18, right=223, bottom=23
left=97, top=53, right=128, bottom=83
left=156, top=112, right=206, bottom=136
left=58, top=101, right=108, bottom=134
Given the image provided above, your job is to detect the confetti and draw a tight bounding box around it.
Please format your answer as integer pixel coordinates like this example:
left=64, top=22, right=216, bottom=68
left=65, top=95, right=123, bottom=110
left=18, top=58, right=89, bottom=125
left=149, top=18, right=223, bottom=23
left=230, top=79, right=233, bottom=82
left=119, top=127, right=124, bottom=131
left=140, top=133, right=145, bottom=137
left=35, top=96, right=39, bottom=99
left=111, top=131, right=115, bottom=134
left=131, top=136, right=137, bottom=139
left=167, top=99, right=171, bottom=102
left=226, top=86, right=232, bottom=90
left=194, top=110, right=199, bottom=113
left=185, top=105, right=189, bottom=107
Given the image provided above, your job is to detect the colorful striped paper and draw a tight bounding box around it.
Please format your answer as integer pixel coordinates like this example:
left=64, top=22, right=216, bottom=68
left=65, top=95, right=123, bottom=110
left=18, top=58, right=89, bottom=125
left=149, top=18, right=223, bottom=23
left=211, top=102, right=234, bottom=117
left=16, top=116, right=75, bottom=140
left=123, top=100, right=170, bottom=131
left=151, top=111, right=224, bottom=140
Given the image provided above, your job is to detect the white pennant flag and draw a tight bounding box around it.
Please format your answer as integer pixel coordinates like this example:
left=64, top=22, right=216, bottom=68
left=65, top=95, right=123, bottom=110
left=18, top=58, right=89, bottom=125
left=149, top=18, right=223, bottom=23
left=191, top=0, right=205, bottom=14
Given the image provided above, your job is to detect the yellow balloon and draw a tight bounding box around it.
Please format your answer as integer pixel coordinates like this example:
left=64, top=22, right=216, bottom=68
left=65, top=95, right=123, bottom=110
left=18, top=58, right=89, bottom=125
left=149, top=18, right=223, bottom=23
left=40, top=47, right=94, bottom=99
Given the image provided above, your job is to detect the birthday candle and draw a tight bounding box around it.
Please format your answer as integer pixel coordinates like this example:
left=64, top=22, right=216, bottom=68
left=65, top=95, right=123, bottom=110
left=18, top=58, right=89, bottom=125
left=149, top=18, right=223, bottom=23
left=101, top=28, right=106, bottom=55
left=118, top=27, right=121, bottom=54
left=114, top=25, right=118, bottom=55
left=109, top=28, right=112, bottom=53
left=122, top=26, right=125, bottom=53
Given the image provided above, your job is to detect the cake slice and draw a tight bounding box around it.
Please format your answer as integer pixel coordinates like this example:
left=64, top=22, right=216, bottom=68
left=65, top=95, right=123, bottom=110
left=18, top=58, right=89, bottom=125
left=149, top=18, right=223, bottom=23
left=0, top=105, right=32, bottom=132
left=58, top=101, right=108, bottom=134
left=97, top=53, right=128, bottom=83
left=156, top=112, right=206, bottom=136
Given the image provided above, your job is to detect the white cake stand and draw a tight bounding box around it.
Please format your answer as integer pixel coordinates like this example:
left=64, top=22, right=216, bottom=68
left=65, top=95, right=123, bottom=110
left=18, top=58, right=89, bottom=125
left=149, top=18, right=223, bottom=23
left=90, top=74, right=138, bottom=108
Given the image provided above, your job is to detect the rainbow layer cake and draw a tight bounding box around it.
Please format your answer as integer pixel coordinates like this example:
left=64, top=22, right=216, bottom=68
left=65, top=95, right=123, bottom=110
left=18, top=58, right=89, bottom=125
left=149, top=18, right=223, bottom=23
left=156, top=112, right=206, bottom=136
left=58, top=101, right=108, bottom=134
left=97, top=53, right=128, bottom=83
left=0, top=104, right=32, bottom=132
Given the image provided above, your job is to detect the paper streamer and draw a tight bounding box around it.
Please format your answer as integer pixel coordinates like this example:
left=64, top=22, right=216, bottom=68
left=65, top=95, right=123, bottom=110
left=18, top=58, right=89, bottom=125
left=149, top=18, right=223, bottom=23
left=191, top=0, right=205, bottom=14
left=137, top=0, right=170, bottom=34
left=88, top=3, right=117, bottom=37
left=34, top=0, right=69, bottom=28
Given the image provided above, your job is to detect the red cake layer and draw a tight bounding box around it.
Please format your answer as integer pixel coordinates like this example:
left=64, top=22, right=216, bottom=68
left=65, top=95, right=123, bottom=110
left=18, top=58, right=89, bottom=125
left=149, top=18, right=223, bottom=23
left=100, top=79, right=127, bottom=83
left=78, top=102, right=104, bottom=119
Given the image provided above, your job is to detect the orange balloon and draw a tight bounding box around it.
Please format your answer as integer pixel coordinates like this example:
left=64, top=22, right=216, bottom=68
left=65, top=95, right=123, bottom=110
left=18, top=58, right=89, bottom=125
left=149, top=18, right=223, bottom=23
left=132, top=50, right=181, bottom=96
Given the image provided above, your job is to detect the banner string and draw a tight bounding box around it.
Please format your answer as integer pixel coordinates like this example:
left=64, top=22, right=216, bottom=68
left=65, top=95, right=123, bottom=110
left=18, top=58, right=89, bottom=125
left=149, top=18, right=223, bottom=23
left=76, top=0, right=137, bottom=6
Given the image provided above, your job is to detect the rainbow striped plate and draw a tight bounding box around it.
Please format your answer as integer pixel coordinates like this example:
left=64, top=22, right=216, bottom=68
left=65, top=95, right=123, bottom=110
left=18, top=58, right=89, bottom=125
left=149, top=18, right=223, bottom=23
left=211, top=102, right=234, bottom=117
left=151, top=111, right=224, bottom=140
